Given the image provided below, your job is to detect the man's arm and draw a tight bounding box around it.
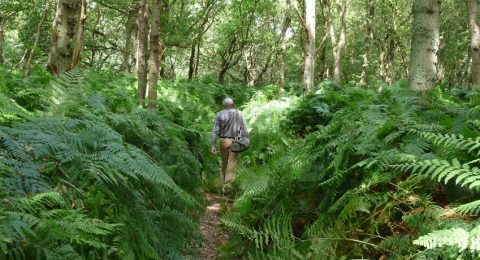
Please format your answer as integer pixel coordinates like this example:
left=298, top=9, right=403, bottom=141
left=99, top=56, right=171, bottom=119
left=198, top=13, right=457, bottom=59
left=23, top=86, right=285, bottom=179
left=211, top=114, right=220, bottom=146
left=239, top=111, right=249, bottom=137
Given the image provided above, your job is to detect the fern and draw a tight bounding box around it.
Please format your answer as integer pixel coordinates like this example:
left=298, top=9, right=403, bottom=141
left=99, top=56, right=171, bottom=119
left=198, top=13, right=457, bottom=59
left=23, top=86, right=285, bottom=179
left=414, top=131, right=480, bottom=155
left=414, top=225, right=480, bottom=252
left=0, top=70, right=208, bottom=259
left=393, top=159, right=480, bottom=188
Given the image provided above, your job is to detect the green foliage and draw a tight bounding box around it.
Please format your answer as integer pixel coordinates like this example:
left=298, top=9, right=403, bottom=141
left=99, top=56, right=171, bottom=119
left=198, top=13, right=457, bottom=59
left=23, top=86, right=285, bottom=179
left=414, top=225, right=480, bottom=252
left=0, top=69, right=212, bottom=259
left=222, top=81, right=478, bottom=258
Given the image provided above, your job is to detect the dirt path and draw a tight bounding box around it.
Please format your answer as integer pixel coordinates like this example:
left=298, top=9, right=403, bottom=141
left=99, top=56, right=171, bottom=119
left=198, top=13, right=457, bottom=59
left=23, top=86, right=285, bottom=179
left=200, top=193, right=229, bottom=260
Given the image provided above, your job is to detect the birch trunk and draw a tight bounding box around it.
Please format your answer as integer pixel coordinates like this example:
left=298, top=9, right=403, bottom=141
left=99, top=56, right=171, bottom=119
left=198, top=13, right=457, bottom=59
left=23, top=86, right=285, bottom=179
left=70, top=0, right=87, bottom=68
left=25, top=2, right=51, bottom=76
left=279, top=0, right=291, bottom=92
left=147, top=0, right=161, bottom=110
left=467, top=0, right=480, bottom=88
left=360, top=0, right=374, bottom=86
left=408, top=0, right=440, bottom=91
left=303, top=0, right=316, bottom=93
left=121, top=4, right=140, bottom=72
left=136, top=0, right=148, bottom=107
left=329, top=0, right=347, bottom=84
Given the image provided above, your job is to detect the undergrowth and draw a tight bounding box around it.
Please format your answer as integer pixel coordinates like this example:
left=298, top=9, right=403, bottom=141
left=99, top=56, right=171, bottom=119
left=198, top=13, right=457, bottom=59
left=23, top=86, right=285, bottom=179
left=0, top=68, right=251, bottom=259
left=222, top=81, right=480, bottom=259
left=3, top=66, right=480, bottom=259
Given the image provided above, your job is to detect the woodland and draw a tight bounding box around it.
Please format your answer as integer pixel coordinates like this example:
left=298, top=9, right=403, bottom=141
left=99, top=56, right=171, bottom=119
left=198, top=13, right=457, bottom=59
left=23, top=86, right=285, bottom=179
left=1, top=0, right=480, bottom=259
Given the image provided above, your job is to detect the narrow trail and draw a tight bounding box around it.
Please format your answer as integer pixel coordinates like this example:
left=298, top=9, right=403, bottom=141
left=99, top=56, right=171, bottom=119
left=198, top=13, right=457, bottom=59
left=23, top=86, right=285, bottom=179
left=200, top=193, right=229, bottom=260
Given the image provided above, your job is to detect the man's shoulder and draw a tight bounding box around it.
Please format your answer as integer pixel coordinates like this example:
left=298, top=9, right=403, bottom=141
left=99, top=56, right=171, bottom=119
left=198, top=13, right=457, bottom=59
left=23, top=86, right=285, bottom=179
left=218, top=108, right=236, bottom=113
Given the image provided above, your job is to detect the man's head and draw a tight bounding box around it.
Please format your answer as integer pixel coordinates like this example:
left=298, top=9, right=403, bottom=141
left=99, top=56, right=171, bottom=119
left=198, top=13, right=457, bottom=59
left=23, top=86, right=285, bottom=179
left=222, top=97, right=234, bottom=108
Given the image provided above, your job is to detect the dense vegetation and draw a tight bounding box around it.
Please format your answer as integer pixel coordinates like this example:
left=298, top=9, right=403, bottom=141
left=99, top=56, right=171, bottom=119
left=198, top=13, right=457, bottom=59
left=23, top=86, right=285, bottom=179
left=2, top=0, right=480, bottom=259
left=223, top=82, right=480, bottom=258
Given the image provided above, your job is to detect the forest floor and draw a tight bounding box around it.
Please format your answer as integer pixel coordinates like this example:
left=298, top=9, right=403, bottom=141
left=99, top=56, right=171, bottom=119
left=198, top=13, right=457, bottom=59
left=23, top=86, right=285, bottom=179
left=200, top=193, right=229, bottom=259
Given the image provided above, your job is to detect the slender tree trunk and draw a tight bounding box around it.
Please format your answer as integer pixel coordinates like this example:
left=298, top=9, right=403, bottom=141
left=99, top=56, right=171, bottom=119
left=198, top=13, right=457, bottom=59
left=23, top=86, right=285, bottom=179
left=217, top=36, right=240, bottom=84
left=121, top=4, right=140, bottom=72
left=409, top=0, right=440, bottom=91
left=279, top=0, right=291, bottom=93
left=136, top=0, right=148, bottom=107
left=159, top=42, right=166, bottom=78
left=25, top=2, right=51, bottom=76
left=195, top=40, right=201, bottom=77
left=70, top=0, right=87, bottom=69
left=47, top=0, right=85, bottom=75
left=303, top=0, right=316, bottom=93
left=244, top=48, right=255, bottom=86
left=147, top=0, right=161, bottom=110
left=255, top=50, right=275, bottom=84
left=360, top=0, right=374, bottom=86
left=467, top=0, right=480, bottom=88
left=328, top=0, right=347, bottom=84
left=188, top=39, right=197, bottom=80
left=219, top=68, right=227, bottom=84
left=0, top=12, right=4, bottom=67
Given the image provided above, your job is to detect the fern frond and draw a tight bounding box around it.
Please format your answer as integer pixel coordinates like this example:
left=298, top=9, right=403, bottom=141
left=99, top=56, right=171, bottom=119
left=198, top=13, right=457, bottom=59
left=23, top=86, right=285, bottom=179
left=393, top=159, right=480, bottom=189
left=414, top=225, right=480, bottom=251
left=453, top=200, right=480, bottom=216
left=415, top=131, right=480, bottom=155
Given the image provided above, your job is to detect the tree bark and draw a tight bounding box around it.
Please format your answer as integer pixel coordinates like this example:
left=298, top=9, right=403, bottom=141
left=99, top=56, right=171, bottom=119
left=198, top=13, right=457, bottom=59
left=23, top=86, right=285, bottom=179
left=408, top=0, right=440, bottom=91
left=302, top=0, right=316, bottom=93
left=147, top=0, right=161, bottom=110
left=328, top=0, right=346, bottom=84
left=188, top=39, right=197, bottom=80
left=279, top=0, right=291, bottom=93
left=25, top=2, right=51, bottom=76
left=0, top=12, right=4, bottom=67
left=467, top=0, right=480, bottom=88
left=195, top=40, right=201, bottom=77
left=360, top=0, right=374, bottom=86
left=47, top=0, right=86, bottom=75
left=121, top=3, right=140, bottom=72
left=136, top=0, right=148, bottom=107
left=218, top=36, right=241, bottom=84
left=70, top=0, right=87, bottom=68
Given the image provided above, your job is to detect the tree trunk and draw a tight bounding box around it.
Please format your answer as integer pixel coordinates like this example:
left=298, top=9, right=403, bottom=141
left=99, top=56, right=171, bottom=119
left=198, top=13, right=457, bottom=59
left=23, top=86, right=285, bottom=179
left=159, top=42, right=166, bottom=78
left=0, top=12, right=4, bottom=67
left=25, top=2, right=51, bottom=76
left=408, top=0, right=440, bottom=91
left=218, top=68, right=227, bottom=84
left=217, top=36, right=241, bottom=84
left=147, top=0, right=161, bottom=110
left=255, top=50, right=275, bottom=84
left=70, top=0, right=87, bottom=69
left=328, top=0, right=347, bottom=84
left=188, top=39, right=197, bottom=80
left=136, top=0, right=148, bottom=107
left=302, top=0, right=316, bottom=93
left=467, top=0, right=480, bottom=88
left=360, top=0, right=374, bottom=86
left=121, top=4, right=140, bottom=72
left=195, top=40, right=201, bottom=77
left=47, top=0, right=86, bottom=75
left=244, top=48, right=255, bottom=86
left=279, top=0, right=291, bottom=93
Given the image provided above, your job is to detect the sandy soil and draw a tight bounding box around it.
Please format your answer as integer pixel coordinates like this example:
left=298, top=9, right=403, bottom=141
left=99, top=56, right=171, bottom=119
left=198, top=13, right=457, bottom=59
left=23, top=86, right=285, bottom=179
left=200, top=193, right=229, bottom=260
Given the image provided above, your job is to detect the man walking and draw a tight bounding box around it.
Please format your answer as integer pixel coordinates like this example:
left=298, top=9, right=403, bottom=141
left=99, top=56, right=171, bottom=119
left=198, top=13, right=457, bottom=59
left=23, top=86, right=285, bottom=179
left=211, top=98, right=249, bottom=194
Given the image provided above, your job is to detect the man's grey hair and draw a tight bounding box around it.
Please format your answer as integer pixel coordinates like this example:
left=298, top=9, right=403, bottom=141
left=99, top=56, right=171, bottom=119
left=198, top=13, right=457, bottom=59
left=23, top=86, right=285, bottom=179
left=222, top=97, right=234, bottom=108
